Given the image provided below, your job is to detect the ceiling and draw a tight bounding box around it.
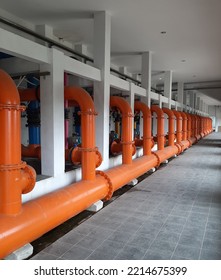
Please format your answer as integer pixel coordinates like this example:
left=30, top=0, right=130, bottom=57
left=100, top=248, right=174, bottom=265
left=0, top=0, right=221, bottom=105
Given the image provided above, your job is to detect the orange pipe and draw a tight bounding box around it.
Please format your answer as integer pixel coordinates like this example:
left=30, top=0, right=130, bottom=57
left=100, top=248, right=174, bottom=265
left=66, top=146, right=102, bottom=168
left=172, top=110, right=183, bottom=143
left=65, top=87, right=97, bottom=181
left=0, top=70, right=36, bottom=215
left=21, top=144, right=41, bottom=159
left=19, top=87, right=40, bottom=102
left=179, top=111, right=190, bottom=151
left=0, top=151, right=160, bottom=259
left=0, top=72, right=159, bottom=259
left=110, top=141, right=136, bottom=156
left=151, top=105, right=165, bottom=150
left=162, top=108, right=175, bottom=146
left=110, top=96, right=133, bottom=165
left=179, top=112, right=187, bottom=141
left=135, top=101, right=152, bottom=155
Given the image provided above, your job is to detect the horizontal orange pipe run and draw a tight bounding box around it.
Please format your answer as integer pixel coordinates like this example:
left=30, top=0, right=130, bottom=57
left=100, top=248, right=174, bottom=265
left=0, top=151, right=160, bottom=259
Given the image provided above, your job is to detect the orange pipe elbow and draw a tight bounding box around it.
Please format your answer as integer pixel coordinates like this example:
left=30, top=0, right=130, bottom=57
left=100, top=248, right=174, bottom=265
left=135, top=101, right=152, bottom=155
left=65, top=87, right=97, bottom=181
left=162, top=108, right=175, bottom=146
left=67, top=146, right=102, bottom=168
left=172, top=110, right=183, bottom=144
left=151, top=105, right=165, bottom=150
left=0, top=70, right=36, bottom=215
left=110, top=96, right=134, bottom=164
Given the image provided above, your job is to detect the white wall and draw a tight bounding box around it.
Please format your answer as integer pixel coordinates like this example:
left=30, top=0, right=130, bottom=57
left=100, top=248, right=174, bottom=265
left=208, top=105, right=221, bottom=132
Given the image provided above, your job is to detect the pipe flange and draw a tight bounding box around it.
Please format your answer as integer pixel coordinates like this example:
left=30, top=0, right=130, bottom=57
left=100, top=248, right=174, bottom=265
left=78, top=147, right=98, bottom=152
left=0, top=104, right=26, bottom=111
left=120, top=141, right=134, bottom=145
left=78, top=110, right=98, bottom=116
left=142, top=136, right=152, bottom=140
left=0, top=161, right=27, bottom=172
left=121, top=112, right=134, bottom=118
left=151, top=152, right=161, bottom=168
left=95, top=149, right=102, bottom=168
left=156, top=134, right=165, bottom=137
left=22, top=165, right=36, bottom=194
left=96, top=170, right=113, bottom=201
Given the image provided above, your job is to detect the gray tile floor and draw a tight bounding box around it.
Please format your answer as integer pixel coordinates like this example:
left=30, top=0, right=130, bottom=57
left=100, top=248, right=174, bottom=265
left=31, top=133, right=221, bottom=260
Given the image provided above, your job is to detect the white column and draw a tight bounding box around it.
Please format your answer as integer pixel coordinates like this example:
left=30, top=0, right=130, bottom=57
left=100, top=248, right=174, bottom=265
left=177, top=82, right=184, bottom=110
left=164, top=70, right=173, bottom=109
left=93, top=11, right=111, bottom=170
left=141, top=52, right=152, bottom=107
left=196, top=96, right=200, bottom=110
left=40, top=48, right=65, bottom=176
left=200, top=100, right=203, bottom=112
left=189, top=91, right=196, bottom=113
left=129, top=83, right=135, bottom=140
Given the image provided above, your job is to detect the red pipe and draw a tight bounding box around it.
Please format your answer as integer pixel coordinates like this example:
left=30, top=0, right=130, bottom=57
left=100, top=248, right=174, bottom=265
left=151, top=105, right=165, bottom=150
left=110, top=96, right=133, bottom=165
left=135, top=101, right=152, bottom=155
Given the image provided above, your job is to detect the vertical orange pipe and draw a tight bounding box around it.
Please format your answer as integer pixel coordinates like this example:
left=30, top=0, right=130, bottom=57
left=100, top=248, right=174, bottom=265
left=186, top=113, right=192, bottom=140
left=64, top=87, right=97, bottom=181
left=172, top=111, right=183, bottom=143
left=151, top=105, right=165, bottom=150
left=134, top=101, right=152, bottom=155
left=110, top=96, right=133, bottom=165
left=162, top=108, right=175, bottom=146
left=0, top=70, right=36, bottom=215
left=180, top=112, right=187, bottom=141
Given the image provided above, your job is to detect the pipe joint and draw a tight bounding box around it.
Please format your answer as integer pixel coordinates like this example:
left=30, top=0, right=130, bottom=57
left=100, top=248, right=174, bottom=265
left=78, top=146, right=97, bottom=153
left=21, top=165, right=36, bottom=194
left=120, top=141, right=134, bottom=145
left=96, top=170, right=113, bottom=201
left=122, top=112, right=134, bottom=118
left=151, top=152, right=161, bottom=168
left=78, top=110, right=98, bottom=116
left=0, top=161, right=26, bottom=172
left=0, top=104, right=26, bottom=111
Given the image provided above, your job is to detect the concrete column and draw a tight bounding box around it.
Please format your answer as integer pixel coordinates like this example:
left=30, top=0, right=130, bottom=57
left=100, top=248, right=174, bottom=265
left=189, top=91, right=196, bottom=113
left=164, top=70, right=173, bottom=109
left=200, top=100, right=203, bottom=111
left=40, top=48, right=65, bottom=176
left=141, top=52, right=152, bottom=107
left=127, top=83, right=135, bottom=139
left=196, top=96, right=200, bottom=110
left=177, top=82, right=184, bottom=110
left=93, top=11, right=111, bottom=170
